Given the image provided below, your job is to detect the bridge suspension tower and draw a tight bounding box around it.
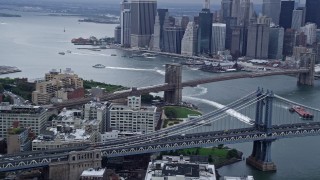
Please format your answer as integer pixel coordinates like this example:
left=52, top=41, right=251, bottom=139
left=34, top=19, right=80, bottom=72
left=298, top=53, right=315, bottom=86
left=246, top=89, right=277, bottom=171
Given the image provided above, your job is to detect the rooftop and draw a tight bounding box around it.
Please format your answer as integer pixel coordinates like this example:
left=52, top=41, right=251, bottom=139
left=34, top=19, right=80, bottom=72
left=81, top=168, right=105, bottom=177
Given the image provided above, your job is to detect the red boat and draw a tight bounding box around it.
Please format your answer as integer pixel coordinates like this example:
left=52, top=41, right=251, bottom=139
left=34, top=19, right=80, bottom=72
left=289, top=106, right=314, bottom=119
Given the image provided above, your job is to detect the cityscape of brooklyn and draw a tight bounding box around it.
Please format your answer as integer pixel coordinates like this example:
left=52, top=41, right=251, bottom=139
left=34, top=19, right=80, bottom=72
left=0, top=0, right=320, bottom=179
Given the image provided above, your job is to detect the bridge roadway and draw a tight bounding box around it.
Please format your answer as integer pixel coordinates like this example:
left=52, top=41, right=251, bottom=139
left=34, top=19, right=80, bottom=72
left=1, top=122, right=320, bottom=172
left=53, top=69, right=308, bottom=108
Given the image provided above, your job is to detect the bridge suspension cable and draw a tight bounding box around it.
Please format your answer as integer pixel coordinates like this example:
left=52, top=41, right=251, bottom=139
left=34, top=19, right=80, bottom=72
left=99, top=93, right=268, bottom=150
left=95, top=91, right=259, bottom=146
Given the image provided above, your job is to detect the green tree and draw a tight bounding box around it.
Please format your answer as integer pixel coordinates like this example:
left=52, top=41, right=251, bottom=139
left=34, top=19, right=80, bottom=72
left=208, top=155, right=213, bottom=163
left=227, top=149, right=239, bottom=159
left=218, top=144, right=224, bottom=149
left=165, top=108, right=177, bottom=119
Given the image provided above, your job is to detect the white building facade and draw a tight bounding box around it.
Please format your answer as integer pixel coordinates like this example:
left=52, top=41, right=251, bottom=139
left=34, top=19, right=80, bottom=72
left=301, top=23, right=317, bottom=45
left=0, top=103, right=47, bottom=138
left=212, top=23, right=226, bottom=55
left=181, top=22, right=198, bottom=56
left=107, top=96, right=157, bottom=134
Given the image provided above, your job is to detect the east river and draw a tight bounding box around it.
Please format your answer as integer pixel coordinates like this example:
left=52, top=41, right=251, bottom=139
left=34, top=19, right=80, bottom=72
left=1, top=11, right=320, bottom=180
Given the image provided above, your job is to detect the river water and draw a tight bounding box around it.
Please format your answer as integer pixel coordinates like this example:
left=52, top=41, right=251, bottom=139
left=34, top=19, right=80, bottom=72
left=1, top=11, right=320, bottom=180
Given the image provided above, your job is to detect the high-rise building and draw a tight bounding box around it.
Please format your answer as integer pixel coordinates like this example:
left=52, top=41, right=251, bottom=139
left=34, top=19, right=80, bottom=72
left=225, top=17, right=238, bottom=50
left=295, top=32, right=307, bottom=47
left=114, top=26, right=121, bottom=44
left=306, top=0, right=320, bottom=27
left=238, top=0, right=251, bottom=27
left=130, top=0, right=157, bottom=48
left=221, top=0, right=233, bottom=22
left=181, top=22, right=198, bottom=56
left=181, top=16, right=190, bottom=30
left=152, top=9, right=169, bottom=51
left=212, top=23, right=226, bottom=55
left=283, top=29, right=296, bottom=56
left=268, top=26, right=284, bottom=59
left=262, top=0, right=281, bottom=25
left=246, top=23, right=270, bottom=59
left=231, top=0, right=240, bottom=18
left=279, top=0, right=295, bottom=29
left=163, top=26, right=185, bottom=54
left=120, top=0, right=131, bottom=47
left=291, top=9, right=304, bottom=30
left=198, top=5, right=213, bottom=55
left=300, top=23, right=317, bottom=45
left=230, top=27, right=242, bottom=57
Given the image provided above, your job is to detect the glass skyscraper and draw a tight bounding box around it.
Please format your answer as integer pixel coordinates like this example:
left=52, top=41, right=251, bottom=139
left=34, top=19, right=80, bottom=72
left=306, top=0, right=320, bottom=27
left=198, top=8, right=213, bottom=55
left=130, top=0, right=157, bottom=48
left=279, top=0, right=295, bottom=29
left=262, top=0, right=281, bottom=25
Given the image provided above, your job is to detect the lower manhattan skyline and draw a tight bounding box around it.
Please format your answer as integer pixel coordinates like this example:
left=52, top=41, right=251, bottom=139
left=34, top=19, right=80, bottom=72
left=0, top=0, right=319, bottom=180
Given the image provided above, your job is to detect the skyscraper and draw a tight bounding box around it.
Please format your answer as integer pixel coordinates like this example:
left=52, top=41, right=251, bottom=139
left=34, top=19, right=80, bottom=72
left=163, top=26, right=185, bottom=54
left=114, top=26, right=121, bottom=44
left=301, top=23, right=317, bottom=45
left=283, top=29, right=296, bottom=56
left=120, top=0, right=131, bottom=47
left=268, top=26, right=284, bottom=59
left=130, top=0, right=157, bottom=48
left=181, top=22, right=198, bottom=56
left=221, top=0, right=233, bottom=22
left=246, top=23, right=270, bottom=59
left=306, top=0, right=320, bottom=27
left=198, top=1, right=213, bottom=55
left=262, top=0, right=281, bottom=25
left=279, top=0, right=295, bottom=29
left=212, top=23, right=226, bottom=55
left=238, top=0, right=250, bottom=27
left=152, top=9, right=169, bottom=51
left=231, top=0, right=240, bottom=18
left=291, top=9, right=304, bottom=30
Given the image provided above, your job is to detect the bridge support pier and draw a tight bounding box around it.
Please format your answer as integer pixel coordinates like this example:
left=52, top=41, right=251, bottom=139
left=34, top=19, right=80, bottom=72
left=246, top=140, right=276, bottom=171
left=164, top=64, right=182, bottom=105
left=247, top=90, right=276, bottom=171
left=298, top=53, right=315, bottom=86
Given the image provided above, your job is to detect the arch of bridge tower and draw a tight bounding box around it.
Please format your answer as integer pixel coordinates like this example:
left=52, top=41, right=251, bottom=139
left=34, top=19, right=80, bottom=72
left=298, top=53, right=315, bottom=86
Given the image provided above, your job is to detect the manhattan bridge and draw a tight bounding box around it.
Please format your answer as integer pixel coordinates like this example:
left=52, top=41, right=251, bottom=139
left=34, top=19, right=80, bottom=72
left=2, top=88, right=320, bottom=175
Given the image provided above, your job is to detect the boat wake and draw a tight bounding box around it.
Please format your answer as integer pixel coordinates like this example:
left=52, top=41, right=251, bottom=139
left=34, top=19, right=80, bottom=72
left=104, top=66, right=165, bottom=76
left=183, top=96, right=252, bottom=125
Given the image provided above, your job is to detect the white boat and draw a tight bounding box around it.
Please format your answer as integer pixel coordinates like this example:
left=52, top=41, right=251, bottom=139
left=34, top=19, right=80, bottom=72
left=142, top=53, right=157, bottom=57
left=92, top=64, right=106, bottom=68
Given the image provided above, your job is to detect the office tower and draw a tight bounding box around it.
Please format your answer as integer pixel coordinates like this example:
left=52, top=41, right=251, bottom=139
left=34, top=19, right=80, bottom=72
left=246, top=23, right=270, bottom=59
left=120, top=0, right=131, bottom=47
left=257, top=15, right=272, bottom=27
left=279, top=0, right=295, bottom=29
left=300, top=23, right=317, bottom=45
left=268, top=26, right=284, bottom=59
left=291, top=9, right=304, bottom=30
left=130, top=0, right=157, bottom=48
left=283, top=29, right=296, bottom=56
left=221, top=0, right=232, bottom=22
left=295, top=32, right=307, bottom=47
left=225, top=17, right=238, bottom=50
left=114, top=26, right=121, bottom=44
left=181, top=16, right=190, bottom=30
left=231, top=0, right=240, bottom=18
left=306, top=0, right=320, bottom=27
left=212, top=23, right=226, bottom=55
left=230, top=27, right=242, bottom=57
left=163, top=26, right=185, bottom=54
left=181, top=22, right=198, bottom=56
left=262, top=0, right=281, bottom=25
left=198, top=5, right=213, bottom=55
left=152, top=9, right=169, bottom=51
left=238, top=0, right=250, bottom=27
